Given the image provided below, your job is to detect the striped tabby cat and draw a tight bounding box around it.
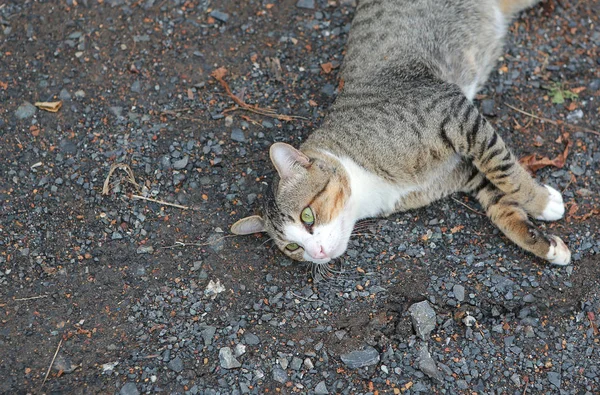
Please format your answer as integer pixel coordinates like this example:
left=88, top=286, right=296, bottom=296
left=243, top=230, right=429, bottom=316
left=231, top=0, right=571, bottom=266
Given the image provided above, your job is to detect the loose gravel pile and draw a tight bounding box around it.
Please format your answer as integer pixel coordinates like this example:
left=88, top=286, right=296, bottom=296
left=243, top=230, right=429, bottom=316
left=0, top=0, right=598, bottom=394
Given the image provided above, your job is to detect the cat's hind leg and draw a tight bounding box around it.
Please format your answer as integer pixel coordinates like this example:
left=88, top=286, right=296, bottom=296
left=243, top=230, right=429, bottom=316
left=439, top=92, right=565, bottom=222
left=468, top=176, right=570, bottom=265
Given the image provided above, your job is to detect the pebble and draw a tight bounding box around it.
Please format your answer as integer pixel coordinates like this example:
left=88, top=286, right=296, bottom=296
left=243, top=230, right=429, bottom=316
left=136, top=245, right=154, bottom=254
left=272, top=367, right=288, bottom=383
left=172, top=156, right=189, bottom=170
left=566, top=109, right=583, bottom=122
left=209, top=10, right=230, bottom=23
left=15, top=102, right=36, bottom=119
left=231, top=128, right=246, bottom=143
left=314, top=381, right=329, bottom=394
left=244, top=332, right=260, bottom=345
left=59, top=89, right=72, bottom=100
left=296, top=0, right=315, bottom=9
left=120, top=382, right=139, bottom=395
left=409, top=301, right=436, bottom=340
left=417, top=344, right=442, bottom=382
left=547, top=371, right=561, bottom=389
left=219, top=347, right=241, bottom=369
left=340, top=346, right=380, bottom=369
left=452, top=284, right=465, bottom=302
left=167, top=356, right=184, bottom=372
left=481, top=99, right=496, bottom=116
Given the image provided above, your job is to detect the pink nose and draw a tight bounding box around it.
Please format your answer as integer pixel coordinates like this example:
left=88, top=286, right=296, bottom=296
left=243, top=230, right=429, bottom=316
left=312, top=246, right=328, bottom=259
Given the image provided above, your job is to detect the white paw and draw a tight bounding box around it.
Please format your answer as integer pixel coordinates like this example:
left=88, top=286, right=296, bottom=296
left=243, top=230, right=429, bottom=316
left=546, top=236, right=571, bottom=266
left=536, top=185, right=565, bottom=221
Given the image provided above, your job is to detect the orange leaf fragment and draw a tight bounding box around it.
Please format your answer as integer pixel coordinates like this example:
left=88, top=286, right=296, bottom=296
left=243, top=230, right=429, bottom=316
left=450, top=225, right=464, bottom=234
left=519, top=135, right=572, bottom=174
left=34, top=101, right=63, bottom=113
left=320, top=62, right=333, bottom=74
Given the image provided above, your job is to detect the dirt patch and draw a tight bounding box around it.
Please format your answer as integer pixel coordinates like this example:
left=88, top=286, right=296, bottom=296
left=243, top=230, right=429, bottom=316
left=534, top=255, right=600, bottom=320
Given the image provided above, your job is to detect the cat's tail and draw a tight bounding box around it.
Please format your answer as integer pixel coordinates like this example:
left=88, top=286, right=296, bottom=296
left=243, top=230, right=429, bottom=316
left=498, top=0, right=541, bottom=17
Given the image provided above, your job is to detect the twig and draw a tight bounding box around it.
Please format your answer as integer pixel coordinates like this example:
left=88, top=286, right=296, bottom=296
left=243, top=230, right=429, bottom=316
left=103, top=163, right=140, bottom=195
left=161, top=235, right=237, bottom=249
left=211, top=67, right=307, bottom=121
left=505, top=103, right=600, bottom=136
left=451, top=197, right=485, bottom=216
left=130, top=194, right=189, bottom=210
left=42, top=338, right=63, bottom=386
left=14, top=295, right=48, bottom=301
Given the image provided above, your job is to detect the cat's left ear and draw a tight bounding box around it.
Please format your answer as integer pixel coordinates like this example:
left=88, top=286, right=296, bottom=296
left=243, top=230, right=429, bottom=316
left=270, top=143, right=311, bottom=179
left=231, top=215, right=265, bottom=235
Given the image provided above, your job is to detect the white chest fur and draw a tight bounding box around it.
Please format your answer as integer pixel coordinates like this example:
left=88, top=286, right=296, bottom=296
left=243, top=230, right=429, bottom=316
left=337, top=156, right=416, bottom=220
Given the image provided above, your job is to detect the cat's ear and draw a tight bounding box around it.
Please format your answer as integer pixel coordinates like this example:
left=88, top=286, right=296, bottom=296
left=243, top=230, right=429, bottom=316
left=231, top=215, right=265, bottom=235
left=269, top=143, right=311, bottom=179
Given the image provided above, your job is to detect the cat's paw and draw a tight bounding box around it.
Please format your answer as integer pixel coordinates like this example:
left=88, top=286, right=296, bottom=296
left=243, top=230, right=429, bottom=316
left=546, top=235, right=571, bottom=266
left=536, top=185, right=565, bottom=221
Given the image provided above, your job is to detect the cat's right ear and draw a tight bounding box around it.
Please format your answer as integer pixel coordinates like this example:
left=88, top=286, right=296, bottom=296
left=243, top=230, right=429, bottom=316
left=231, top=215, right=265, bottom=235
left=269, top=143, right=311, bottom=180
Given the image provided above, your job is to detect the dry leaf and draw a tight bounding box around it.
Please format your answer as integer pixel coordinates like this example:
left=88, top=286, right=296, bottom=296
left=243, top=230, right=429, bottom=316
left=211, top=66, right=228, bottom=81
left=34, top=101, right=63, bottom=113
left=567, top=203, right=579, bottom=217
left=571, top=86, right=586, bottom=94
left=450, top=225, right=464, bottom=233
left=321, top=62, right=333, bottom=74
left=519, top=136, right=572, bottom=174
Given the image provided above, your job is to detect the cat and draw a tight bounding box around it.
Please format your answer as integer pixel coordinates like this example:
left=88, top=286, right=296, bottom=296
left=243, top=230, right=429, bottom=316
left=231, top=0, right=571, bottom=266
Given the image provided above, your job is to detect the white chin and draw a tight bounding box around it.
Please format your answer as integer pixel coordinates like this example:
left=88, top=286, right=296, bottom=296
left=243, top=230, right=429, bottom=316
left=303, top=255, right=332, bottom=264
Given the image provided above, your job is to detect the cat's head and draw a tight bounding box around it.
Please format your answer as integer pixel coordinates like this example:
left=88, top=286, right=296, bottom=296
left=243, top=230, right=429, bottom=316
left=231, top=143, right=354, bottom=263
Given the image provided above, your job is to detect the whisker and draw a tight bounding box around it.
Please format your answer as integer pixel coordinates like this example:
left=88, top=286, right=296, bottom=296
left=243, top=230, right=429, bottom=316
left=259, top=237, right=274, bottom=248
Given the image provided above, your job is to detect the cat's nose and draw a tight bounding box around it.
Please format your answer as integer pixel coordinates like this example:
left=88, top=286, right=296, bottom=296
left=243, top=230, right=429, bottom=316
left=311, top=245, right=328, bottom=259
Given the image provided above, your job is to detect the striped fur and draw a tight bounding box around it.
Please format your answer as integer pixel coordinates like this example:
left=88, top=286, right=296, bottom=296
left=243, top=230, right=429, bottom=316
left=232, top=0, right=571, bottom=265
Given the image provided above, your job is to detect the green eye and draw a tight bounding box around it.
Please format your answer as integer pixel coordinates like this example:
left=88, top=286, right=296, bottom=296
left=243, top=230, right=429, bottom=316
left=286, top=243, right=300, bottom=251
left=301, top=207, right=314, bottom=225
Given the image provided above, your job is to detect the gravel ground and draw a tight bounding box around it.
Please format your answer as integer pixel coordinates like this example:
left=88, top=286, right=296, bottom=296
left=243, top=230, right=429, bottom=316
left=1, top=0, right=599, bottom=394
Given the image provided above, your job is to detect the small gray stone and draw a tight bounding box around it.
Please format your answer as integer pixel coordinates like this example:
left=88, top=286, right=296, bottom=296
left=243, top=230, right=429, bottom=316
left=481, top=99, right=496, bottom=116
left=303, top=357, right=314, bottom=370
left=136, top=245, right=154, bottom=254
left=209, top=10, right=229, bottom=22
left=130, top=80, right=142, bottom=93
left=59, top=89, right=72, bottom=101
left=231, top=128, right=246, bottom=143
left=167, top=356, right=184, bottom=372
left=453, top=284, right=465, bottom=302
left=173, top=156, right=189, bottom=170
left=547, top=372, right=561, bottom=389
left=569, top=164, right=585, bottom=176
left=314, top=381, right=329, bottom=394
left=244, top=332, right=260, bottom=345
left=109, top=106, right=123, bottom=117
left=15, top=102, right=36, bottom=119
left=418, top=344, right=442, bottom=382
left=201, top=326, right=216, bottom=345
left=566, top=109, right=583, bottom=122
left=340, top=346, right=380, bottom=369
left=272, top=367, right=288, bottom=383
left=296, top=0, right=315, bottom=9
left=290, top=356, right=303, bottom=370
left=219, top=347, right=241, bottom=369
left=120, top=382, right=139, bottom=395
left=409, top=301, right=436, bottom=340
